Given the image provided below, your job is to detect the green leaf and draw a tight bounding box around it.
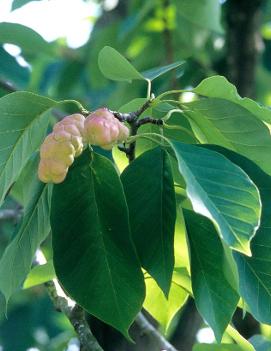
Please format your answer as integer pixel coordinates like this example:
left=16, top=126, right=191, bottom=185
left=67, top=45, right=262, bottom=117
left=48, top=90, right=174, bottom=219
left=0, top=91, right=57, bottom=206
left=205, top=145, right=271, bottom=325
left=51, top=151, right=145, bottom=337
left=143, top=277, right=188, bottom=332
left=176, top=0, right=224, bottom=33
left=0, top=46, right=29, bottom=89
left=98, top=46, right=144, bottom=82
left=23, top=260, right=55, bottom=289
left=121, top=147, right=176, bottom=296
left=12, top=0, right=42, bottom=11
left=141, top=61, right=184, bottom=81
left=249, top=335, right=271, bottom=351
left=172, top=267, right=192, bottom=295
left=193, top=76, right=271, bottom=124
left=0, top=23, right=54, bottom=56
left=184, top=209, right=239, bottom=341
left=171, top=142, right=261, bottom=255
left=193, top=345, right=243, bottom=351
left=186, top=75, right=271, bottom=175
left=0, top=154, right=52, bottom=303
left=118, top=98, right=147, bottom=113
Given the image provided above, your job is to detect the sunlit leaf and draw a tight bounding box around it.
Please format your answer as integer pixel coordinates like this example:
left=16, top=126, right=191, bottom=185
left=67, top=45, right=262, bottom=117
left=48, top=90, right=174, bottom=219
left=98, top=46, right=144, bottom=82
left=144, top=277, right=188, bottom=332
left=205, top=145, right=271, bottom=325
left=23, top=260, right=55, bottom=289
left=171, top=142, right=261, bottom=255
left=186, top=76, right=271, bottom=175
left=142, top=61, right=184, bottom=81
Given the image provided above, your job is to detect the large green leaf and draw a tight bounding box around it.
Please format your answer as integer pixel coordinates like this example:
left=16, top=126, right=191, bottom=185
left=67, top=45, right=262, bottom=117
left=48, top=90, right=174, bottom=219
left=143, top=277, right=188, bottom=332
left=184, top=209, right=239, bottom=341
left=184, top=76, right=271, bottom=175
left=0, top=23, right=54, bottom=56
left=51, top=151, right=145, bottom=337
left=175, top=0, right=223, bottom=33
left=0, top=154, right=52, bottom=304
left=121, top=147, right=176, bottom=296
left=171, top=142, right=261, bottom=255
left=205, top=145, right=271, bottom=325
left=0, top=92, right=57, bottom=206
left=98, top=46, right=144, bottom=82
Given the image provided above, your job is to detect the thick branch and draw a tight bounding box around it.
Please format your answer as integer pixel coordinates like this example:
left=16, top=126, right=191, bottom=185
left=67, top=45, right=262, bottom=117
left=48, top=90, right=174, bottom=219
left=136, top=117, right=163, bottom=128
left=225, top=0, right=264, bottom=97
left=134, top=312, right=179, bottom=351
left=45, top=279, right=104, bottom=351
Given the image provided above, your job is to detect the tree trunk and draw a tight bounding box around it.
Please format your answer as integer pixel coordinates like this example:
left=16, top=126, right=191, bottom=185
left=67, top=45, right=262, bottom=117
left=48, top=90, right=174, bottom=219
left=225, top=0, right=264, bottom=97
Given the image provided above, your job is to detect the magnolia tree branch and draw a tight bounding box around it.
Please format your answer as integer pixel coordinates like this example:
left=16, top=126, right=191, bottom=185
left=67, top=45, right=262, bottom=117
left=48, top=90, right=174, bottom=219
left=111, top=97, right=163, bottom=162
left=45, top=279, right=104, bottom=351
left=135, top=312, right=179, bottom=351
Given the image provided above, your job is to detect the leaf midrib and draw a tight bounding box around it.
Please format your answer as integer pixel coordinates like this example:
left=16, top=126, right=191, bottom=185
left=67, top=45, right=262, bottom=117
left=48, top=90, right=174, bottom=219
left=90, top=166, right=123, bottom=328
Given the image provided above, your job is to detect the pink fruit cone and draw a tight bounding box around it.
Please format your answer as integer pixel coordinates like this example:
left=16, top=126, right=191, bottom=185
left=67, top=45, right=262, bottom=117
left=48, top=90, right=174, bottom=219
left=84, top=108, right=130, bottom=150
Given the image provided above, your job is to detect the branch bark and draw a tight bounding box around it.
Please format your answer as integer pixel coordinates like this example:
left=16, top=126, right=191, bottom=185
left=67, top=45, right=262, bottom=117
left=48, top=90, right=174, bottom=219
left=225, top=0, right=264, bottom=97
left=133, top=312, right=179, bottom=351
left=45, top=279, right=104, bottom=351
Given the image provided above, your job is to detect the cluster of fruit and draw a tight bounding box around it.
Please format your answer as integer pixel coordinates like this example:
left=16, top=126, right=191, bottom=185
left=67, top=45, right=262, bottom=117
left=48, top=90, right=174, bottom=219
left=38, top=108, right=129, bottom=184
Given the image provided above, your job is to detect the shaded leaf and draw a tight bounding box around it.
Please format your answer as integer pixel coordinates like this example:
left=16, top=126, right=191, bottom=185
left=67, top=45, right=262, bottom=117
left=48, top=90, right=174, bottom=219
left=0, top=46, right=30, bottom=89
left=0, top=154, right=52, bottom=303
left=51, top=151, right=145, bottom=337
left=176, top=0, right=224, bottom=33
left=249, top=335, right=271, bottom=351
left=184, top=209, right=239, bottom=341
left=121, top=147, right=176, bottom=296
left=0, top=22, right=54, bottom=56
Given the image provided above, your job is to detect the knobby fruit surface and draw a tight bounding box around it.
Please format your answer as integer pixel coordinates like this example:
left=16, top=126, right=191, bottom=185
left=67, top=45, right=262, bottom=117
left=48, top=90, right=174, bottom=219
left=84, top=108, right=129, bottom=150
left=38, top=109, right=130, bottom=184
left=38, top=113, right=85, bottom=184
